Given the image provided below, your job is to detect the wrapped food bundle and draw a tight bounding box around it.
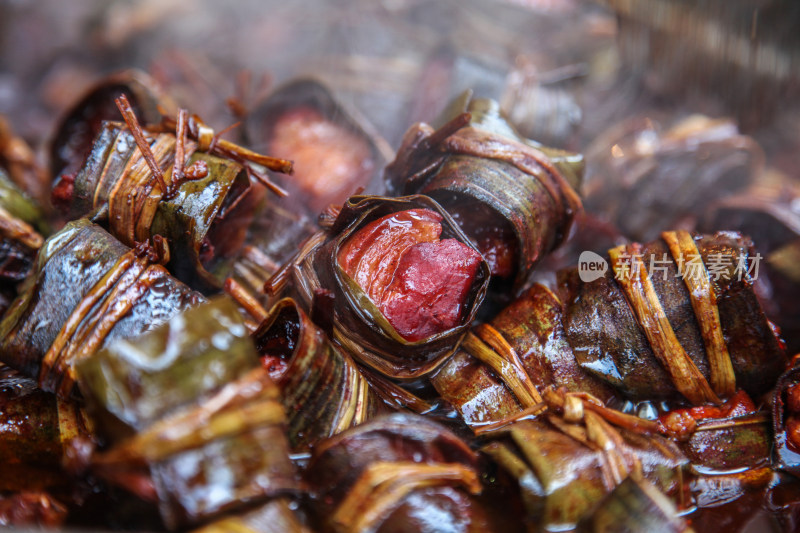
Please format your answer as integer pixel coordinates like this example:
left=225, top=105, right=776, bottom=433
left=51, top=84, right=293, bottom=291
left=243, top=78, right=390, bottom=215
left=0, top=219, right=204, bottom=396
left=482, top=386, right=782, bottom=532
left=270, top=194, right=490, bottom=380
left=304, top=413, right=512, bottom=533
left=481, top=390, right=690, bottom=531
left=433, top=230, right=786, bottom=430
left=563, top=231, right=785, bottom=403
left=431, top=282, right=617, bottom=428
left=385, top=93, right=583, bottom=295
left=77, top=298, right=298, bottom=529
left=227, top=79, right=391, bottom=311
left=253, top=297, right=384, bottom=449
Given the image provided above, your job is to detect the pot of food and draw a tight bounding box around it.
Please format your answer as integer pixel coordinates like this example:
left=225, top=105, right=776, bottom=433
left=1, top=0, right=799, bottom=531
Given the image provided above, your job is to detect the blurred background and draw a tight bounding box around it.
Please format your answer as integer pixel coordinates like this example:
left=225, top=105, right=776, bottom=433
left=1, top=0, right=797, bottom=156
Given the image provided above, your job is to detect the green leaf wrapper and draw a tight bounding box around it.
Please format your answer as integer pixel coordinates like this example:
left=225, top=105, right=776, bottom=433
left=561, top=232, right=785, bottom=403
left=576, top=477, right=690, bottom=533
left=305, top=413, right=502, bottom=533
left=0, top=219, right=204, bottom=394
left=77, top=297, right=298, bottom=530
left=77, top=297, right=255, bottom=438
left=431, top=283, right=616, bottom=429
left=244, top=78, right=390, bottom=214
left=67, top=121, right=257, bottom=291
left=254, top=297, right=383, bottom=450
left=483, top=417, right=688, bottom=531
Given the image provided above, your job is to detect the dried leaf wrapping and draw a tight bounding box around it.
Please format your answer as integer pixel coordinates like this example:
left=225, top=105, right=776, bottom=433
left=575, top=477, right=690, bottom=533
left=244, top=78, right=390, bottom=214
left=305, top=413, right=500, bottom=533
left=483, top=417, right=688, bottom=531
left=431, top=283, right=615, bottom=429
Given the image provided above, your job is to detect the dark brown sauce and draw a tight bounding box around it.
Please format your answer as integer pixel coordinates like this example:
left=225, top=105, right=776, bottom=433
left=255, top=307, right=300, bottom=381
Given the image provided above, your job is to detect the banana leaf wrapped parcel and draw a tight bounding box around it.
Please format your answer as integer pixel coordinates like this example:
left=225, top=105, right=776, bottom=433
left=244, top=78, right=391, bottom=215
left=0, top=219, right=204, bottom=397
left=77, top=297, right=298, bottom=530
left=52, top=95, right=292, bottom=290
left=560, top=231, right=785, bottom=404
left=226, top=79, right=393, bottom=309
left=269, top=194, right=490, bottom=379
left=385, top=94, right=583, bottom=294
left=431, top=282, right=617, bottom=429
left=482, top=387, right=789, bottom=532
left=481, top=389, right=690, bottom=532
left=304, top=413, right=516, bottom=533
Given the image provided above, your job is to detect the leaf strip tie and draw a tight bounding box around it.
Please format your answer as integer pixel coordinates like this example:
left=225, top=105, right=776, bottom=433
left=662, top=230, right=735, bottom=398
left=609, top=244, right=720, bottom=405
left=93, top=369, right=285, bottom=464
left=462, top=330, right=542, bottom=408
left=0, top=205, right=43, bottom=249
left=331, top=461, right=481, bottom=533
left=39, top=249, right=167, bottom=396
